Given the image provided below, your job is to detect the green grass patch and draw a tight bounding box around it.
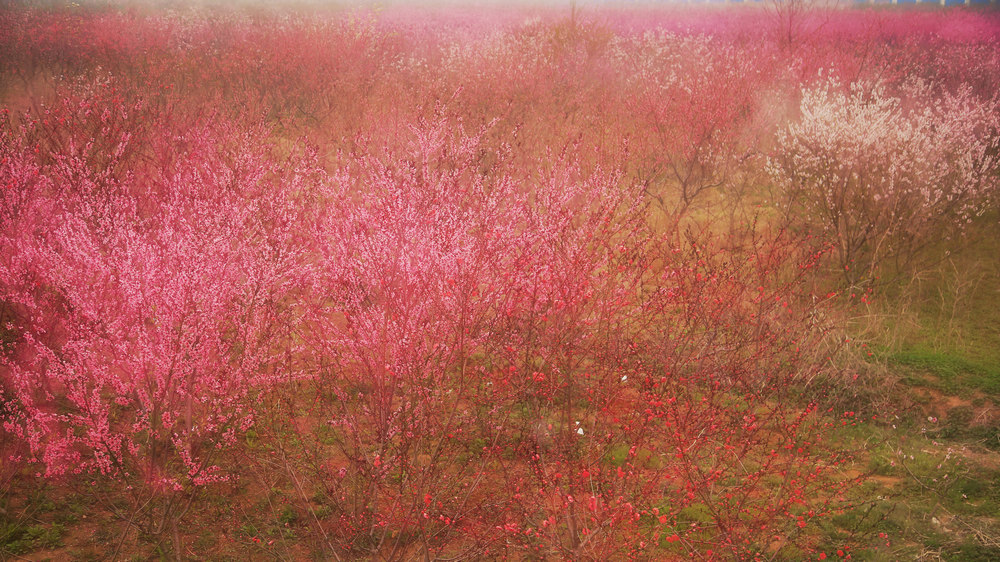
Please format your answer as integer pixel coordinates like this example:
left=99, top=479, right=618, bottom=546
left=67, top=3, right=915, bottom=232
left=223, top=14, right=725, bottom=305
left=886, top=348, right=1000, bottom=395
left=0, top=522, right=66, bottom=555
left=943, top=542, right=1000, bottom=562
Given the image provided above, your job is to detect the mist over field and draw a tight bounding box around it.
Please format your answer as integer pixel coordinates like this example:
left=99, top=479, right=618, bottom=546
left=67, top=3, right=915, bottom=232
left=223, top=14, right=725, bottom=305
left=0, top=1, right=998, bottom=559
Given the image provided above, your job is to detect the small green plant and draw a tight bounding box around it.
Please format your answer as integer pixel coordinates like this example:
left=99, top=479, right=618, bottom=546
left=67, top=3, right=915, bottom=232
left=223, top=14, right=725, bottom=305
left=1, top=522, right=66, bottom=554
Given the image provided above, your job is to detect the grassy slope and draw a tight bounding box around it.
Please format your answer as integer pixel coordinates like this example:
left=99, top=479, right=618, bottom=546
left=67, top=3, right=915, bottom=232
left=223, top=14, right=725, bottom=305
left=850, top=216, right=1000, bottom=560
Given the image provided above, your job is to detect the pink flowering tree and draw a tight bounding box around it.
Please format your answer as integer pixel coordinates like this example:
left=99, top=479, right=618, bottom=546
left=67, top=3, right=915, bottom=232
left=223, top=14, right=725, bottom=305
left=769, top=76, right=1000, bottom=285
left=610, top=31, right=768, bottom=220
left=0, top=79, right=319, bottom=550
left=292, top=115, right=538, bottom=557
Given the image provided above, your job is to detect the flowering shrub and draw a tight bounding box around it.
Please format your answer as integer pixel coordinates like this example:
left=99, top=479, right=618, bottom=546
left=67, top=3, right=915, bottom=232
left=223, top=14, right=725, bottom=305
left=247, top=114, right=866, bottom=559
left=0, top=78, right=321, bottom=539
left=612, top=31, right=769, bottom=216
left=770, top=76, right=1000, bottom=284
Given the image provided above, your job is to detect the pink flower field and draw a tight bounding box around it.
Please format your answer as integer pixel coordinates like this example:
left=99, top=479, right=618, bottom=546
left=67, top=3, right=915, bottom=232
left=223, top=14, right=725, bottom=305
left=0, top=1, right=999, bottom=560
